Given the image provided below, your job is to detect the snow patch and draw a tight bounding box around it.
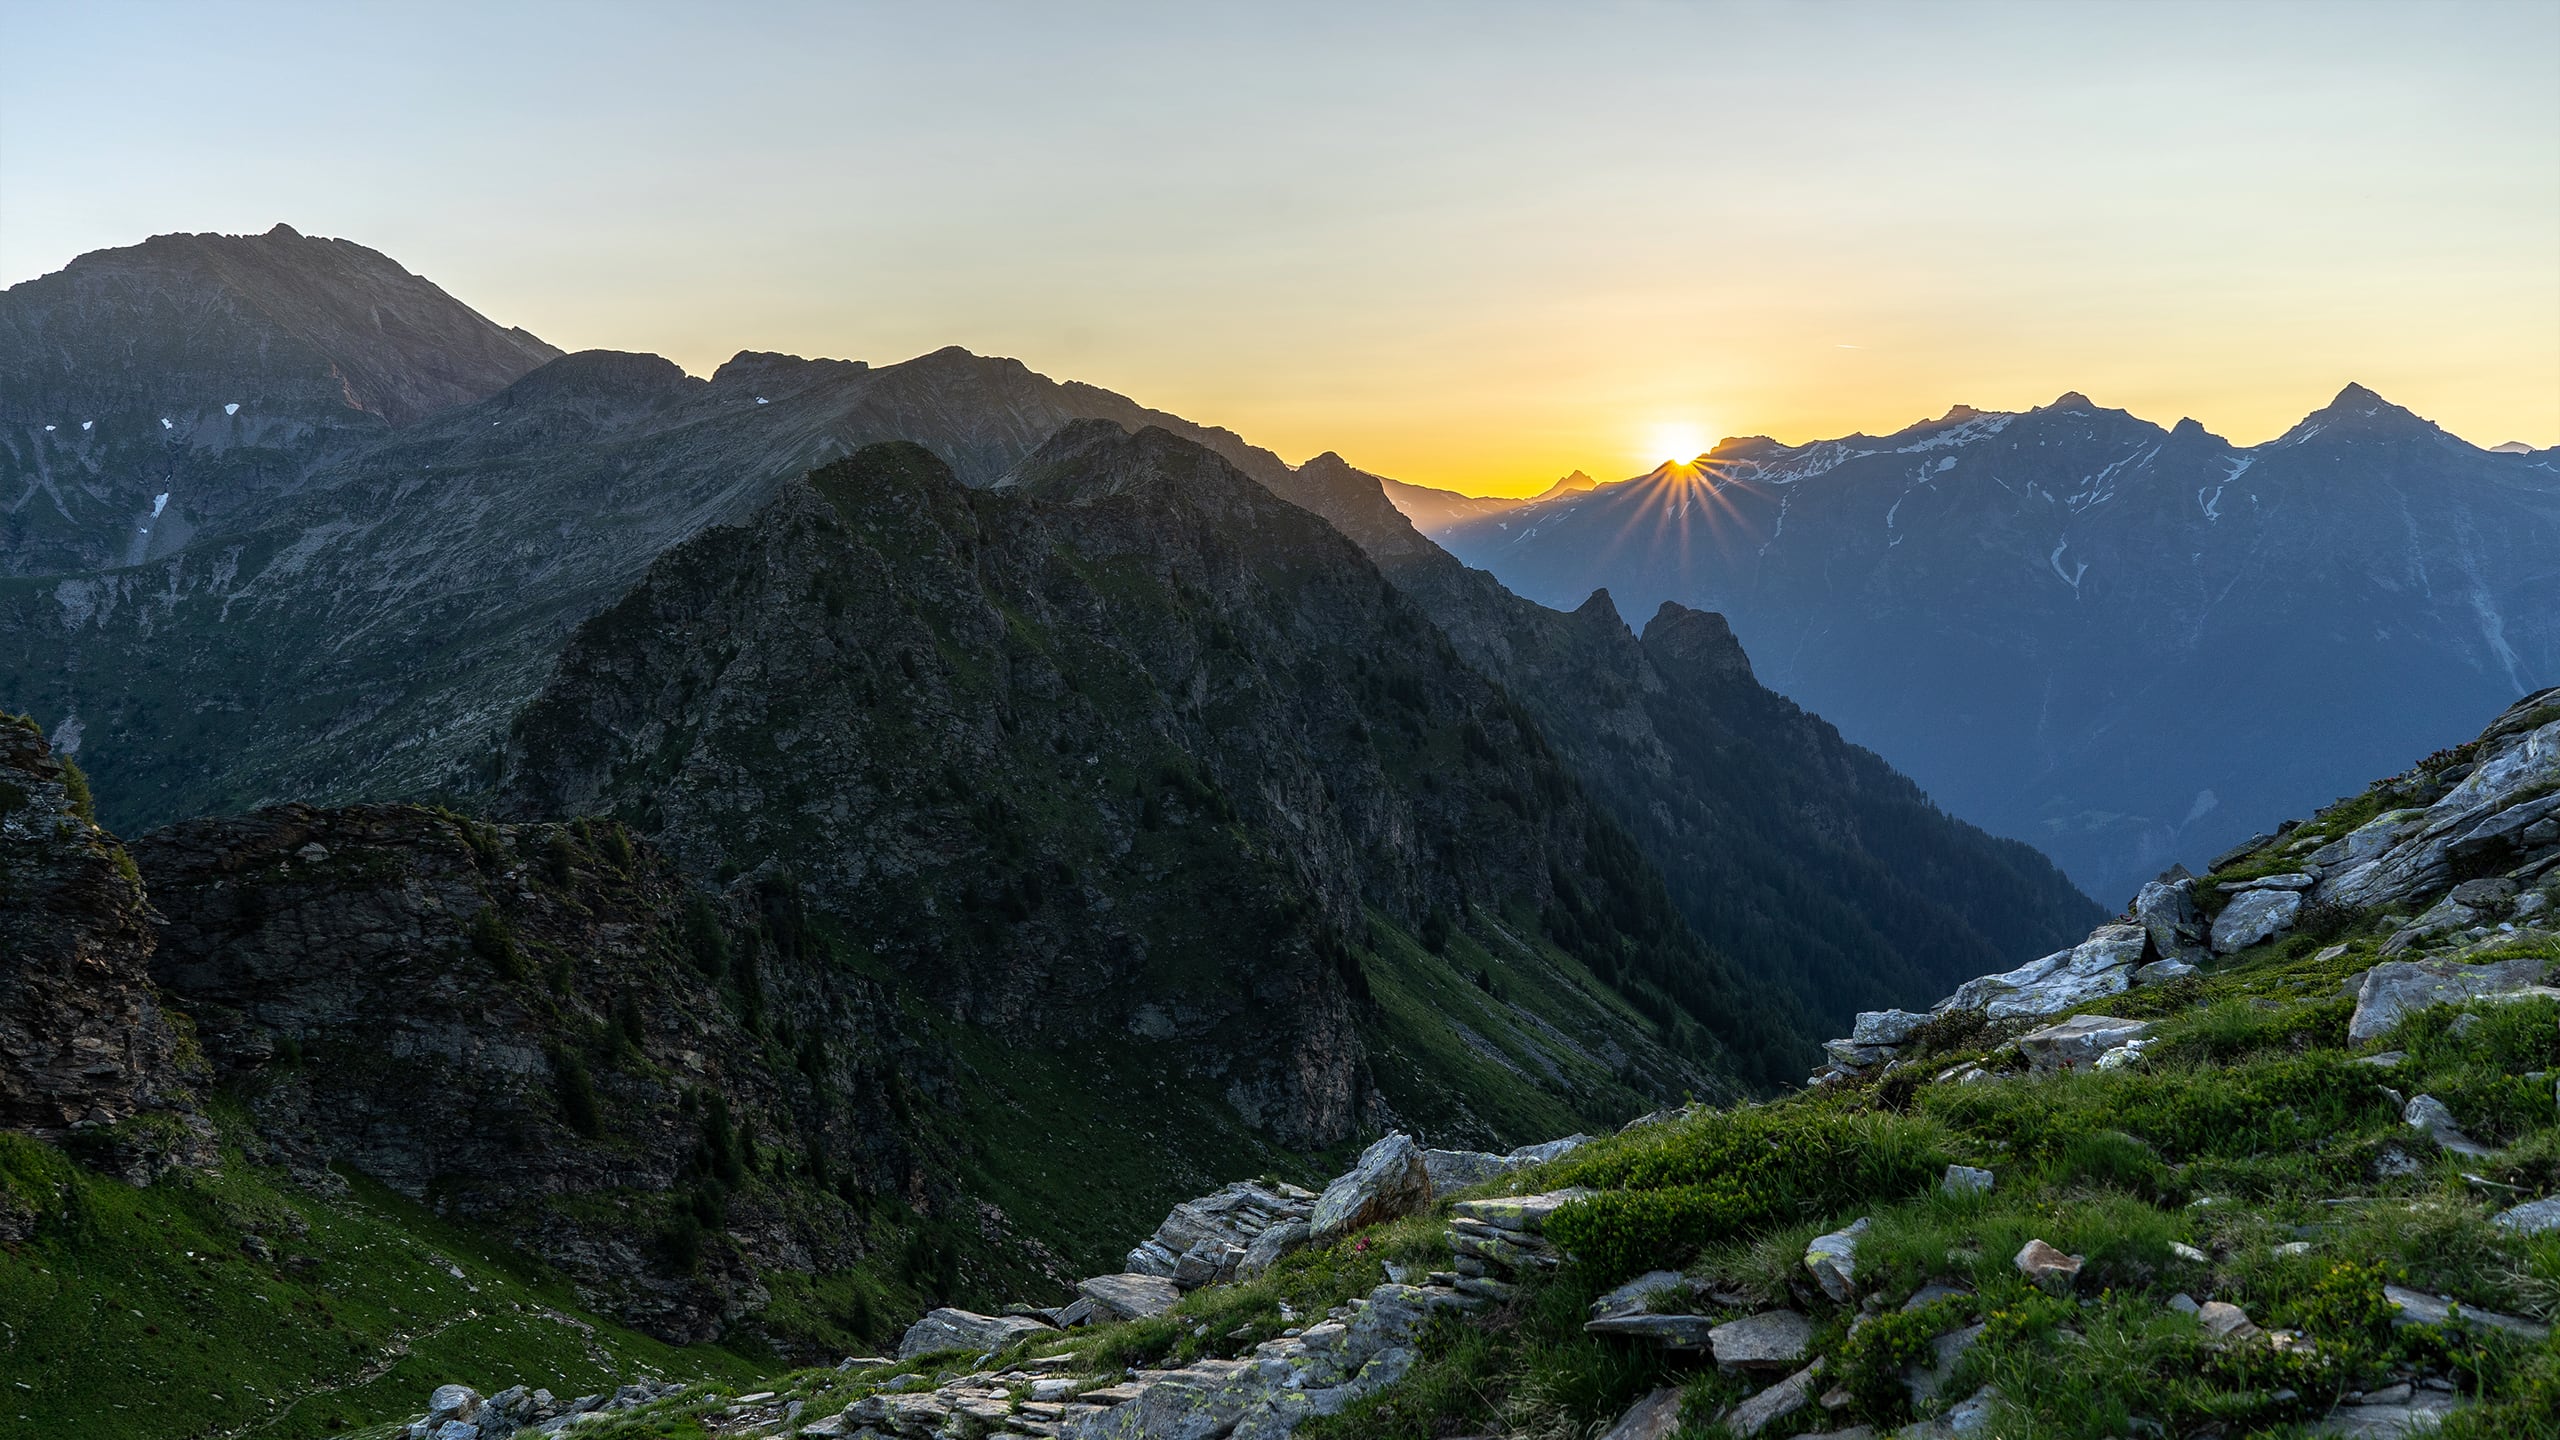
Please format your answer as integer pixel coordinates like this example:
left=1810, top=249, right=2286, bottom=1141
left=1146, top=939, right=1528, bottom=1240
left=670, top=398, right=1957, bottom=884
left=160, top=418, right=173, bottom=429
left=1935, top=455, right=1957, bottom=472
left=224, top=402, right=240, bottom=416
left=81, top=421, right=92, bottom=431
left=43, top=424, right=55, bottom=432
left=152, top=493, right=169, bottom=518
left=2048, top=539, right=2089, bottom=593
left=755, top=396, right=769, bottom=405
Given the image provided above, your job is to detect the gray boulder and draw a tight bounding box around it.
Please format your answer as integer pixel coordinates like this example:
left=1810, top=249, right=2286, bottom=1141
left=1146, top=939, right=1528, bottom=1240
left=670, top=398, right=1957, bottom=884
left=1728, top=1359, right=1825, bottom=1436
left=2016, top=1015, right=2151, bottom=1073
left=1423, top=1148, right=1520, bottom=1193
left=1589, top=1269, right=1692, bottom=1320
left=2134, top=878, right=2207, bottom=963
left=1236, top=1218, right=1310, bottom=1280
left=2134, top=958, right=2198, bottom=985
left=1708, top=1309, right=1814, bottom=1370
left=2349, top=957, right=2559, bottom=1043
left=1311, top=1132, right=1431, bottom=1241
left=1584, top=1311, right=1720, bottom=1348
left=1942, top=1164, right=1994, bottom=1195
left=1076, top=1272, right=1184, bottom=1321
left=1851, top=1009, right=1931, bottom=1046
left=1804, top=1218, right=1868, bottom=1302
left=2212, top=888, right=2302, bottom=953
left=2402, top=1095, right=2495, bottom=1158
left=2383, top=1285, right=2551, bottom=1341
left=1942, top=924, right=2145, bottom=1019
left=1507, top=1134, right=1591, bottom=1165
left=895, top=1307, right=1056, bottom=1359
left=2491, top=1195, right=2560, bottom=1237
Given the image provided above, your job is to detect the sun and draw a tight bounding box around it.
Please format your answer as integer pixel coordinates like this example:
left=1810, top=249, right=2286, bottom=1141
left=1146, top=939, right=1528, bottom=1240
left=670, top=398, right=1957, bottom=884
left=1646, top=421, right=1710, bottom=468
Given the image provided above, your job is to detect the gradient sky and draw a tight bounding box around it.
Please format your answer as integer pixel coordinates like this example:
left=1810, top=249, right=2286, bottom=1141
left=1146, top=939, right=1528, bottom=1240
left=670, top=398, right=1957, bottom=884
left=5, top=1, right=2555, bottom=494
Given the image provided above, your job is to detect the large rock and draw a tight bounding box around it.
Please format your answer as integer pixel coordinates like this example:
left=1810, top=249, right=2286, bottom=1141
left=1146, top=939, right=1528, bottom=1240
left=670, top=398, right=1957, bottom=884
left=2211, top=888, right=2302, bottom=953
left=1804, top=1218, right=1869, bottom=1302
left=1310, top=1132, right=1432, bottom=1241
left=2013, top=1239, right=2082, bottom=1293
left=2317, top=714, right=2560, bottom=912
left=2491, top=1195, right=2560, bottom=1237
left=1123, top=1180, right=1316, bottom=1285
left=1507, top=1134, right=1591, bottom=1165
left=2015, top=1015, right=2151, bottom=1073
left=1236, top=1219, right=1311, bottom=1280
left=1728, top=1360, right=1824, bottom=1436
left=1851, top=1009, right=1931, bottom=1046
left=1709, top=1310, right=1815, bottom=1370
left=1423, top=1149, right=1521, bottom=1193
left=2349, top=957, right=2560, bottom=1043
left=1076, top=1272, right=1185, bottom=1321
left=2402, top=1095, right=2495, bottom=1158
left=2382, top=1285, right=2550, bottom=1342
left=1450, top=1187, right=1592, bottom=1234
left=896, top=1307, right=1057, bottom=1359
left=2132, top=879, right=2206, bottom=962
left=1942, top=925, right=2144, bottom=1019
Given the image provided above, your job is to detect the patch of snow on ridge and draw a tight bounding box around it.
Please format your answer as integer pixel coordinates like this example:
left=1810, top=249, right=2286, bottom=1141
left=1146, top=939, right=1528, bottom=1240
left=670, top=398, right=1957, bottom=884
left=81, top=421, right=92, bottom=431
left=2049, top=539, right=2088, bottom=593
left=2197, top=456, right=2251, bottom=522
left=1894, top=413, right=2014, bottom=452
left=160, top=418, right=172, bottom=429
left=151, top=493, right=169, bottom=518
left=224, top=403, right=240, bottom=416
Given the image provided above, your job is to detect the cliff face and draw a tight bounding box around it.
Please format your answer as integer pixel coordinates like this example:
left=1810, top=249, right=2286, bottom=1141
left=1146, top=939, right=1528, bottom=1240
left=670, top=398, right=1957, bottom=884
left=0, top=715, right=208, bottom=1183
left=129, top=801, right=975, bottom=1347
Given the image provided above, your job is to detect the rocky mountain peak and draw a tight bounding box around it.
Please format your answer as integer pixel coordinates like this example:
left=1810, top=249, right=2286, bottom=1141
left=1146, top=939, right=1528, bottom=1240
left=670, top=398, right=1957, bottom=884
left=1530, top=470, right=1599, bottom=502
left=1571, top=587, right=1626, bottom=629
left=4, top=223, right=560, bottom=428
left=1641, top=602, right=1756, bottom=687
left=2045, top=391, right=2098, bottom=411
left=2270, top=382, right=2441, bottom=445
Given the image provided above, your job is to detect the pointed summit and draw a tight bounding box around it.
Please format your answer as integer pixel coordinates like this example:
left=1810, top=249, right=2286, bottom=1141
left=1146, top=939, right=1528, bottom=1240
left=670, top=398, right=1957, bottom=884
left=1528, top=470, right=1597, bottom=503
left=2046, top=391, right=2096, bottom=411
left=1941, top=404, right=1986, bottom=423
left=2274, top=382, right=2439, bottom=444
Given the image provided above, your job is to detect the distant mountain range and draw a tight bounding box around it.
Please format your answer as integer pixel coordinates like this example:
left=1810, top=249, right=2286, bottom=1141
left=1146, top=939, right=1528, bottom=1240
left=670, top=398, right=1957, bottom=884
left=1416, top=391, right=2560, bottom=904
left=0, top=222, right=2101, bottom=1182
left=1377, top=468, right=1594, bottom=531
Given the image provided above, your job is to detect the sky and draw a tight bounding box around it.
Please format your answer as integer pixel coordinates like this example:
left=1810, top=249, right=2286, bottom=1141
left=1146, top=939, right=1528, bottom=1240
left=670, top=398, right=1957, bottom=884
left=4, top=1, right=2555, bottom=495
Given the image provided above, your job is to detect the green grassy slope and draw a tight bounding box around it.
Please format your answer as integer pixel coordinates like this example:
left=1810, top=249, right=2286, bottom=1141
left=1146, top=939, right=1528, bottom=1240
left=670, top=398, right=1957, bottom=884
left=0, top=1123, right=761, bottom=1440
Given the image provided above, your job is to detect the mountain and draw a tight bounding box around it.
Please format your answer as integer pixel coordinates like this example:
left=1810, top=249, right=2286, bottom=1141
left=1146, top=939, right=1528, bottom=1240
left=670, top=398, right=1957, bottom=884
left=1377, top=469, right=1596, bottom=532
left=1437, top=387, right=2560, bottom=905
left=0, top=224, right=560, bottom=575
left=1275, top=451, right=2105, bottom=1027
left=0, top=228, right=2098, bottom=1035
left=500, top=427, right=1803, bottom=1118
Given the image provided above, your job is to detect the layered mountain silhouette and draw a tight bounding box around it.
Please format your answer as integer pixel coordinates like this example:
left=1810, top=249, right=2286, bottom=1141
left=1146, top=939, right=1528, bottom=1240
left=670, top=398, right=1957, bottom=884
left=0, top=228, right=2096, bottom=1048
left=1427, top=391, right=2560, bottom=904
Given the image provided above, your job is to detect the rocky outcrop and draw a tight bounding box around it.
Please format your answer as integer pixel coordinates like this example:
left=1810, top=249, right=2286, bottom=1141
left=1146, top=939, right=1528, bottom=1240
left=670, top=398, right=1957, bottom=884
left=0, top=713, right=208, bottom=1180
left=1310, top=1132, right=1432, bottom=1241
left=1122, top=1179, right=1317, bottom=1288
left=1812, top=688, right=2560, bottom=1086
left=130, top=801, right=961, bottom=1348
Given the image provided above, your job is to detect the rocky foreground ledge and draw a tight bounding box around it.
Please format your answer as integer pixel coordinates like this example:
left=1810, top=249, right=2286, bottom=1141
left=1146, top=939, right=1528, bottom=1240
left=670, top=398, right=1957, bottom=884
left=394, top=1131, right=1588, bottom=1439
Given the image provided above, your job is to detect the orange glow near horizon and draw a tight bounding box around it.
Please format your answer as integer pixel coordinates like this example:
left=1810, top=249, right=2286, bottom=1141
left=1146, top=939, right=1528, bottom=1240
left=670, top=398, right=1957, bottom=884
left=1645, top=422, right=1712, bottom=470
